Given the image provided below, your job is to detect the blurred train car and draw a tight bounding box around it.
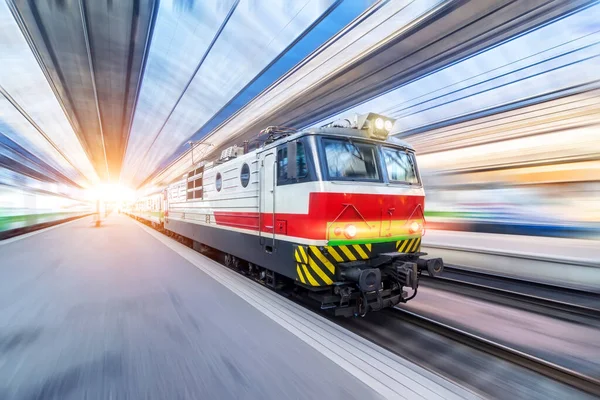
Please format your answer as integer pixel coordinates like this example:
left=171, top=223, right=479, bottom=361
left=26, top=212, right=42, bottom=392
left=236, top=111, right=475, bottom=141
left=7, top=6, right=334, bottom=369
left=0, top=176, right=92, bottom=234
left=125, top=192, right=165, bottom=230
left=410, top=89, right=600, bottom=239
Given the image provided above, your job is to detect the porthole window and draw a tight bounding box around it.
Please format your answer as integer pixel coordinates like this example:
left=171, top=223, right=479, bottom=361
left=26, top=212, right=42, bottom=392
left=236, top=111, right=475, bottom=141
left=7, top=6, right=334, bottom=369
left=240, top=163, right=250, bottom=188
left=215, top=172, right=222, bottom=192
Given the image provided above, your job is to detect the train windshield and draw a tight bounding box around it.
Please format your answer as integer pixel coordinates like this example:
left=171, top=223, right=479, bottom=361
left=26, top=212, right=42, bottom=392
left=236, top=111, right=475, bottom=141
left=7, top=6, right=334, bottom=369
left=322, top=138, right=379, bottom=181
left=382, top=146, right=419, bottom=184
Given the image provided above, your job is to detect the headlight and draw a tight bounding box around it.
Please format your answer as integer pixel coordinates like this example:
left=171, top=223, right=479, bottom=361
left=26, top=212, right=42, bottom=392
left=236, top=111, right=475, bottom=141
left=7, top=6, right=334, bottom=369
left=344, top=224, right=357, bottom=239
left=384, top=120, right=393, bottom=131
left=409, top=221, right=421, bottom=234
left=375, top=118, right=384, bottom=130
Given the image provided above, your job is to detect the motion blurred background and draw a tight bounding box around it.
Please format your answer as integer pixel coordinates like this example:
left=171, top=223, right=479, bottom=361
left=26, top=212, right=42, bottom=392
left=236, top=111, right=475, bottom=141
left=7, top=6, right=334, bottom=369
left=314, top=5, right=600, bottom=240
left=1, top=2, right=600, bottom=398
left=1, top=0, right=598, bottom=239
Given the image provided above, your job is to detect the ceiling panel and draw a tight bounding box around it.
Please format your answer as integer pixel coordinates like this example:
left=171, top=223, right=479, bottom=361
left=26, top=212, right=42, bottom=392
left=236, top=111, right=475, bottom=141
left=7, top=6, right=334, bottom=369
left=7, top=0, right=157, bottom=181
left=0, top=0, right=98, bottom=187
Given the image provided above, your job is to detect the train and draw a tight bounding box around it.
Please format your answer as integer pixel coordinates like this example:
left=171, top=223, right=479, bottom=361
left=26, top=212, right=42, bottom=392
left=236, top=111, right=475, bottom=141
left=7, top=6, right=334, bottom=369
left=126, top=112, right=443, bottom=317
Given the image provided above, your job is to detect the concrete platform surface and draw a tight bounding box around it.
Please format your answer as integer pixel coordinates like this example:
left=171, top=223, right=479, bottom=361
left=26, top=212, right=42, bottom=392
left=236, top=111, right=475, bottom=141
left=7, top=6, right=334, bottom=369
left=0, top=215, right=379, bottom=400
left=0, top=215, right=474, bottom=400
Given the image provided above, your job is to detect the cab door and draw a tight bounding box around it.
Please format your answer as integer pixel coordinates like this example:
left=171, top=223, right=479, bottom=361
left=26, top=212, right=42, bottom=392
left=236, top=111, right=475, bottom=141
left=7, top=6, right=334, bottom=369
left=259, top=151, right=276, bottom=249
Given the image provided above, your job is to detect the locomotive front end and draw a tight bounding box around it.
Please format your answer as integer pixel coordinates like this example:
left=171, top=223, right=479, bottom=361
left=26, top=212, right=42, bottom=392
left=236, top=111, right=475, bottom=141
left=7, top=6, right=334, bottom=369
left=298, top=113, right=444, bottom=317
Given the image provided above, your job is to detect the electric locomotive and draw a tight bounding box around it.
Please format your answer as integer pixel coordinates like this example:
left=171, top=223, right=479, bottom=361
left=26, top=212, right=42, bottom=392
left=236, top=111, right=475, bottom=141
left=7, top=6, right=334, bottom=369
left=154, top=113, right=443, bottom=316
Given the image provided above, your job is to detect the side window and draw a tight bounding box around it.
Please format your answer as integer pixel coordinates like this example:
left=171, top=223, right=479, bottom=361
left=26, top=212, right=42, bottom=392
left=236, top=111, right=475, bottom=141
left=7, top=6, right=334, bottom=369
left=277, top=141, right=308, bottom=185
left=240, top=163, right=250, bottom=188
left=277, top=148, right=288, bottom=181
left=215, top=172, right=222, bottom=192
left=186, top=167, right=204, bottom=200
left=296, top=142, right=307, bottom=178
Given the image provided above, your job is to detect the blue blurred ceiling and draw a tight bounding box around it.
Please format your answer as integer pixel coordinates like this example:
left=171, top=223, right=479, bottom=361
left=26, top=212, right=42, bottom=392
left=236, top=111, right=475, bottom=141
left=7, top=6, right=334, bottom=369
left=0, top=0, right=597, bottom=191
left=1, top=0, right=375, bottom=188
left=318, top=2, right=600, bottom=135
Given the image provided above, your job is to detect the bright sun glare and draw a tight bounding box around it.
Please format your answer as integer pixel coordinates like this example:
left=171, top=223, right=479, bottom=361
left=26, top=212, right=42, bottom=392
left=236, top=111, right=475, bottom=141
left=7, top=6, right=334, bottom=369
left=85, top=184, right=135, bottom=203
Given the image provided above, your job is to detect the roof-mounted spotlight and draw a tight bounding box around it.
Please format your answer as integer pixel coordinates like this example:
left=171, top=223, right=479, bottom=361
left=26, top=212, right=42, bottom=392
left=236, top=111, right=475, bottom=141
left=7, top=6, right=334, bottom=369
left=355, top=112, right=396, bottom=140
left=322, top=112, right=396, bottom=140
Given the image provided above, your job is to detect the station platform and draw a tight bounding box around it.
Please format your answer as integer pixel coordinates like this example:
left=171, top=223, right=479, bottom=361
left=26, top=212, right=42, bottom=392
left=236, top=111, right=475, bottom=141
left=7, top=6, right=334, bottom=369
left=422, top=230, right=600, bottom=292
left=0, top=214, right=475, bottom=400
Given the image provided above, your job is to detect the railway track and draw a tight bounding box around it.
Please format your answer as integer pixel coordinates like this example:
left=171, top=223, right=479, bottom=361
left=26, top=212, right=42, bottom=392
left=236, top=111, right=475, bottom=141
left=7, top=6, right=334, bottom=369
left=389, top=307, right=600, bottom=398
left=420, top=267, right=600, bottom=326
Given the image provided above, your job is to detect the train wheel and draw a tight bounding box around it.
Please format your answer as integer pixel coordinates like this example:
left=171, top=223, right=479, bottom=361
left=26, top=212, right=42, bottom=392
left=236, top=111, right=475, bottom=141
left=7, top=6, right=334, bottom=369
left=224, top=254, right=239, bottom=269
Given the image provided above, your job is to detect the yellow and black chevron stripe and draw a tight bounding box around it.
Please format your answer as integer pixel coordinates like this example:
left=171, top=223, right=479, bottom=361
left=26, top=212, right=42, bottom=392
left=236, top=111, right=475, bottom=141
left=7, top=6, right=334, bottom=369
left=294, top=245, right=336, bottom=287
left=396, top=237, right=421, bottom=253
left=325, top=244, right=371, bottom=262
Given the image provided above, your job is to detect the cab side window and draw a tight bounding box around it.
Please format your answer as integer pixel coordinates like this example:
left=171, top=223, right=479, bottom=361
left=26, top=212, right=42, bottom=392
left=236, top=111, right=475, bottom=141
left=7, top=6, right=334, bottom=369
left=296, top=142, right=307, bottom=177
left=278, top=147, right=288, bottom=181
left=277, top=141, right=308, bottom=185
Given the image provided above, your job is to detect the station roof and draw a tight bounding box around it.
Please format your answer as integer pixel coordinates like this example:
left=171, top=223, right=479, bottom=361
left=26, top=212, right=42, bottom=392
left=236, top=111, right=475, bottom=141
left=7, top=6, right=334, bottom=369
left=1, top=0, right=596, bottom=191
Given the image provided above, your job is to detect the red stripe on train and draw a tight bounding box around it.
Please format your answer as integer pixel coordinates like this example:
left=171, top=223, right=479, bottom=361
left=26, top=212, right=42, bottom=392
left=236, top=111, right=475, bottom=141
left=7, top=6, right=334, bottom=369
left=213, top=192, right=424, bottom=240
